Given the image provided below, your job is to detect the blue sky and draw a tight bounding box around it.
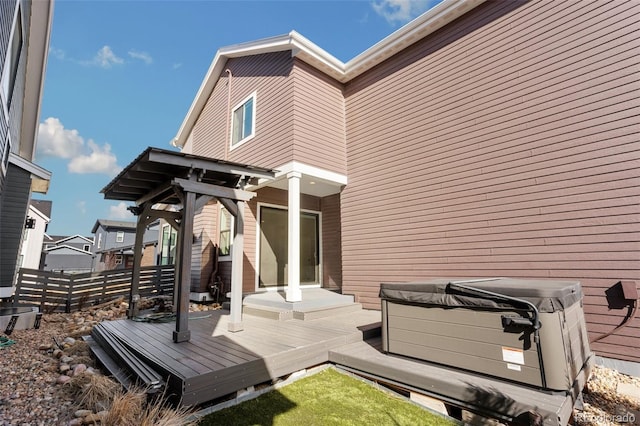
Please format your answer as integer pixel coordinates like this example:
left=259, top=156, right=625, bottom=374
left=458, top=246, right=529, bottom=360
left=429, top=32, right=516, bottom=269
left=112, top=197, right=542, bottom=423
left=33, top=0, right=442, bottom=236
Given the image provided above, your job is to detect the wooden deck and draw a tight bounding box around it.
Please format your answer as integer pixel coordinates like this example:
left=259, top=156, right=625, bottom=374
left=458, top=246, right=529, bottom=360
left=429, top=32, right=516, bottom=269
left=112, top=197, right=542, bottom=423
left=90, top=308, right=381, bottom=406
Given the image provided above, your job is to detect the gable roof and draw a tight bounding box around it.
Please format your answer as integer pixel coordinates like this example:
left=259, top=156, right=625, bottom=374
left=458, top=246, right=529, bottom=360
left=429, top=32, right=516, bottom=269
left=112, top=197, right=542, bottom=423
left=44, top=244, right=93, bottom=255
left=47, top=234, right=93, bottom=245
left=171, top=0, right=485, bottom=149
left=30, top=199, right=52, bottom=218
left=91, top=219, right=137, bottom=233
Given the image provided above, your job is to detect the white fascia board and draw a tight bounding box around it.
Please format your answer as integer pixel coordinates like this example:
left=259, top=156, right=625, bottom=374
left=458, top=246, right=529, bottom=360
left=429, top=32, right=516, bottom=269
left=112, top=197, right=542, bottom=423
left=344, top=0, right=486, bottom=80
left=9, top=152, right=51, bottom=180
left=54, top=234, right=93, bottom=245
left=172, top=0, right=484, bottom=148
left=29, top=204, right=51, bottom=222
left=172, top=32, right=345, bottom=150
left=20, top=0, right=54, bottom=161
left=45, top=244, right=92, bottom=255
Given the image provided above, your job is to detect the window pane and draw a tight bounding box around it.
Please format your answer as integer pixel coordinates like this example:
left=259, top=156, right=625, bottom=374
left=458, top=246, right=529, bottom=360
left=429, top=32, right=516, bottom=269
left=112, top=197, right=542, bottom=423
left=243, top=97, right=253, bottom=138
left=232, top=107, right=243, bottom=145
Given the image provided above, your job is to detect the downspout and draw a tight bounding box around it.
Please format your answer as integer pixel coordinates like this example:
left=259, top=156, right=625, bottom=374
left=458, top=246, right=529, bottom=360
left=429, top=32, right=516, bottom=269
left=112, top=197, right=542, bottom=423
left=224, top=69, right=233, bottom=161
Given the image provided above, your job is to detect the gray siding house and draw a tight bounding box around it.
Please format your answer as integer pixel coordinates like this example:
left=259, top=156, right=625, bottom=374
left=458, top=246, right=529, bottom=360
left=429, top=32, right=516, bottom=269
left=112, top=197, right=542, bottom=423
left=170, top=0, right=640, bottom=368
left=41, top=235, right=95, bottom=273
left=92, top=219, right=160, bottom=270
left=0, top=0, right=54, bottom=298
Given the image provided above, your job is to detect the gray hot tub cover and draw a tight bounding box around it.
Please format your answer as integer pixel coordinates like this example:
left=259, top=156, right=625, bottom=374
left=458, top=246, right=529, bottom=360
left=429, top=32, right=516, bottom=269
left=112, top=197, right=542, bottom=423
left=379, top=278, right=583, bottom=313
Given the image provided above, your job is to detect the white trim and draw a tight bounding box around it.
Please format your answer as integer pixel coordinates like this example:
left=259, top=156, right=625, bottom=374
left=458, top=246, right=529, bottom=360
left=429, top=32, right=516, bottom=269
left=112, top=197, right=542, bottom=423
left=8, top=152, right=51, bottom=180
left=274, top=161, right=347, bottom=185
left=44, top=244, right=93, bottom=255
left=255, top=202, right=323, bottom=292
left=229, top=91, right=257, bottom=150
left=0, top=1, right=21, bottom=107
left=50, top=234, right=93, bottom=245
left=171, top=0, right=485, bottom=150
left=218, top=203, right=234, bottom=261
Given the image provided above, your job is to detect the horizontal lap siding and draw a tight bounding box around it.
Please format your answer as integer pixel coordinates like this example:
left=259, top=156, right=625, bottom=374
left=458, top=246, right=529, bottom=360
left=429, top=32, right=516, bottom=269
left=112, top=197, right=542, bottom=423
left=343, top=0, right=640, bottom=362
left=192, top=51, right=295, bottom=169
left=292, top=58, right=346, bottom=175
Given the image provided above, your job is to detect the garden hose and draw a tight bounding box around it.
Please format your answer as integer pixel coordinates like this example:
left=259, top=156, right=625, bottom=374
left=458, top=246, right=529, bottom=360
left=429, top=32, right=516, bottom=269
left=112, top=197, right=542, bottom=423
left=0, top=336, right=16, bottom=348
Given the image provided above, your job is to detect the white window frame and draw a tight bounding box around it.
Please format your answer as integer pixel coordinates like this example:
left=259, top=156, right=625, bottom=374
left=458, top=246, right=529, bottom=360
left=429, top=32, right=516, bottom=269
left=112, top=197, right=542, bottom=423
left=230, top=91, right=256, bottom=150
left=83, top=244, right=91, bottom=252
left=116, top=231, right=124, bottom=243
left=1, top=134, right=11, bottom=176
left=1, top=3, right=23, bottom=111
left=115, top=254, right=123, bottom=265
left=254, top=202, right=323, bottom=291
left=218, top=204, right=234, bottom=261
left=97, top=233, right=102, bottom=249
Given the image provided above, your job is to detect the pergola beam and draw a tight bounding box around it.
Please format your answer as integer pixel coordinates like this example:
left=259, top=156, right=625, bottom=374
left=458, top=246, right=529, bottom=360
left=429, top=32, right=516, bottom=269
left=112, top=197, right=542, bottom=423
left=172, top=178, right=256, bottom=202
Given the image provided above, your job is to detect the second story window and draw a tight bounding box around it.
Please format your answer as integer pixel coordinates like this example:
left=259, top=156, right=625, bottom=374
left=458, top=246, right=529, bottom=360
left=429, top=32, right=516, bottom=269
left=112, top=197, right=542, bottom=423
left=83, top=244, right=90, bottom=252
left=231, top=92, right=256, bottom=148
left=97, top=233, right=102, bottom=249
left=116, top=231, right=124, bottom=243
left=1, top=5, right=23, bottom=110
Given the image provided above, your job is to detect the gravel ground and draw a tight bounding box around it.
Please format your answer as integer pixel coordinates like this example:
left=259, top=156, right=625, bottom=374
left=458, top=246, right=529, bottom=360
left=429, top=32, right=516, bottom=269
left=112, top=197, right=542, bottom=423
left=0, top=301, right=639, bottom=425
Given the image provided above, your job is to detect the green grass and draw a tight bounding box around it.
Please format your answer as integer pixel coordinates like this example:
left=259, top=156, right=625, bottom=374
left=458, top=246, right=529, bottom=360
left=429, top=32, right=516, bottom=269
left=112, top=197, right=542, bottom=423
left=198, top=368, right=457, bottom=426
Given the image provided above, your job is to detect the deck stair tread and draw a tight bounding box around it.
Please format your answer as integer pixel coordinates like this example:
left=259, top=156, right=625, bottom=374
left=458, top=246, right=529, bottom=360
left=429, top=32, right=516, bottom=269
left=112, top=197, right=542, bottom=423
left=91, top=323, right=165, bottom=392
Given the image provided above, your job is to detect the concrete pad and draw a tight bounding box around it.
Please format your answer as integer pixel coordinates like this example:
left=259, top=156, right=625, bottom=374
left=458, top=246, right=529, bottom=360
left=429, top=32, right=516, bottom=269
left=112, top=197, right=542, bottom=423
left=618, top=382, right=640, bottom=402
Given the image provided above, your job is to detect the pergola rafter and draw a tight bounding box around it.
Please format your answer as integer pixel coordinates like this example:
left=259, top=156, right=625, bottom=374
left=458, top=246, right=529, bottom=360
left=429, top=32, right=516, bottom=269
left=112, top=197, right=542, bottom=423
left=101, top=147, right=275, bottom=342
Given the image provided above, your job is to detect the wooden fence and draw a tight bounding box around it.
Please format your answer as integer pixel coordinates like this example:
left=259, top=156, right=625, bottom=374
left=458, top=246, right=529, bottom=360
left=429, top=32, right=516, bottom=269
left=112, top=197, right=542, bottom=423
left=13, top=265, right=175, bottom=313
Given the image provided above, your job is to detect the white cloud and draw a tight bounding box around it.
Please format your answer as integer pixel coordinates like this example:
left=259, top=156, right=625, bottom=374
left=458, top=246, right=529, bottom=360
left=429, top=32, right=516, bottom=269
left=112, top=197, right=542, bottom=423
left=68, top=140, right=122, bottom=177
left=109, top=202, right=133, bottom=220
left=83, top=45, right=123, bottom=68
left=76, top=201, right=87, bottom=215
left=172, top=63, right=182, bottom=70
left=37, top=117, right=122, bottom=177
left=37, top=117, right=84, bottom=159
left=372, top=0, right=435, bottom=25
left=128, top=49, right=153, bottom=64
left=49, top=46, right=66, bottom=60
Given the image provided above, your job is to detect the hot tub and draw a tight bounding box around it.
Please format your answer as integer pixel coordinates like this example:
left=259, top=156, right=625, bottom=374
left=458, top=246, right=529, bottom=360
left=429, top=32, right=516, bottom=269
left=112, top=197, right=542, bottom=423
left=380, top=278, right=593, bottom=395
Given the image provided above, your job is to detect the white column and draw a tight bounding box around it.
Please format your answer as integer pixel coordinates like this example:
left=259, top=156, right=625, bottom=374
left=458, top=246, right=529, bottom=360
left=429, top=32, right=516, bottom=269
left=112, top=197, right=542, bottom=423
left=286, top=172, right=302, bottom=302
left=228, top=199, right=245, bottom=332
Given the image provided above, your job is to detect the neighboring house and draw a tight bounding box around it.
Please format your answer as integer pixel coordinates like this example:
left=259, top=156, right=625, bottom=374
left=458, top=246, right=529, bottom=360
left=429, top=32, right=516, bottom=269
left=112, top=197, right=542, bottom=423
left=19, top=198, right=51, bottom=269
left=41, top=234, right=94, bottom=273
left=92, top=219, right=160, bottom=271
left=169, top=0, right=640, bottom=367
left=0, top=0, right=54, bottom=298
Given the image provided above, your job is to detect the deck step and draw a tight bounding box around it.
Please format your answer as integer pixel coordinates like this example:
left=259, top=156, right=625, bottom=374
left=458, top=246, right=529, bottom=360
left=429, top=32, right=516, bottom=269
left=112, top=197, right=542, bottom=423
left=243, top=303, right=293, bottom=321
left=293, top=303, right=363, bottom=320
left=91, top=324, right=164, bottom=393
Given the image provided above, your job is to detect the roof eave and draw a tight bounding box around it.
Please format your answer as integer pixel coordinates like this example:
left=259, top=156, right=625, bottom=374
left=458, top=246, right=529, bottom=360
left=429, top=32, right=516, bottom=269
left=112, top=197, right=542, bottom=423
left=171, top=0, right=485, bottom=149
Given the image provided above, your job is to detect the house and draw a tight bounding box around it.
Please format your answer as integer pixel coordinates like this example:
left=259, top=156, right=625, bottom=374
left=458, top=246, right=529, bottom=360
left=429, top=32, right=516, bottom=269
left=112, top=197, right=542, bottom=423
left=169, top=0, right=640, bottom=370
left=0, top=0, right=54, bottom=299
left=19, top=198, right=51, bottom=269
left=91, top=219, right=159, bottom=270
left=41, top=234, right=95, bottom=273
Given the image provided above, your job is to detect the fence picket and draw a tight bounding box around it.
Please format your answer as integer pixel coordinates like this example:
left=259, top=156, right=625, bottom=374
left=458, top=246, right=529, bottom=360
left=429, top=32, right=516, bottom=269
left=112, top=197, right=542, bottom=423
left=12, top=266, right=175, bottom=313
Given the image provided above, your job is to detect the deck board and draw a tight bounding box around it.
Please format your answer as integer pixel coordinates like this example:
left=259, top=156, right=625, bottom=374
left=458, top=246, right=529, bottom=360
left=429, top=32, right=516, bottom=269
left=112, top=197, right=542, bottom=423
left=92, top=309, right=381, bottom=406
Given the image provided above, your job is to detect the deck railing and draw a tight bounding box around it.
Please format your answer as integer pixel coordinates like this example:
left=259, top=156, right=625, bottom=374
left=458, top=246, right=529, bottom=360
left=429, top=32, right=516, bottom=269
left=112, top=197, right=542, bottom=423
left=12, top=265, right=175, bottom=313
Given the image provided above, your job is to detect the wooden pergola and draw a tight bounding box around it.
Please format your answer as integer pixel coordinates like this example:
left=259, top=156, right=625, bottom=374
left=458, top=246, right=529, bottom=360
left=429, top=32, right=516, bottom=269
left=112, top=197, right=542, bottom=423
left=101, top=147, right=275, bottom=342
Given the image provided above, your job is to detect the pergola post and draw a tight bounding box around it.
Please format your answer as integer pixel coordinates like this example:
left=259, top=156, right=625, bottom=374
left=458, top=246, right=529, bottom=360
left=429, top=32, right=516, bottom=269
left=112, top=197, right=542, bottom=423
left=127, top=207, right=147, bottom=319
left=228, top=199, right=245, bottom=332
left=286, top=172, right=302, bottom=302
left=174, top=190, right=195, bottom=343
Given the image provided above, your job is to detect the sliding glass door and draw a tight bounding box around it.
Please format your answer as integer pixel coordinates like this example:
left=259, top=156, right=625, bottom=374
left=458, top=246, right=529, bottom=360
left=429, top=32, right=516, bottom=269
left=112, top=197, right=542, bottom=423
left=258, top=206, right=319, bottom=288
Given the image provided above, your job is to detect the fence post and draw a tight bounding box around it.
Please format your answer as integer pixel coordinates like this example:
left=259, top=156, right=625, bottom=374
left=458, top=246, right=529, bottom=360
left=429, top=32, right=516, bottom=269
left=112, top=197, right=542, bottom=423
left=12, top=269, right=23, bottom=307
left=66, top=273, right=74, bottom=313
left=41, top=272, right=49, bottom=312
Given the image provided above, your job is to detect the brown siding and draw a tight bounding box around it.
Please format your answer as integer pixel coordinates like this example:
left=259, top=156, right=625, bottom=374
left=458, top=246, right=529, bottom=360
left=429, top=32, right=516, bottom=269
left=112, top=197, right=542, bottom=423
left=292, top=58, right=347, bottom=175
left=321, top=193, right=342, bottom=290
left=191, top=202, right=218, bottom=293
left=192, top=51, right=295, bottom=169
left=342, top=0, right=640, bottom=362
